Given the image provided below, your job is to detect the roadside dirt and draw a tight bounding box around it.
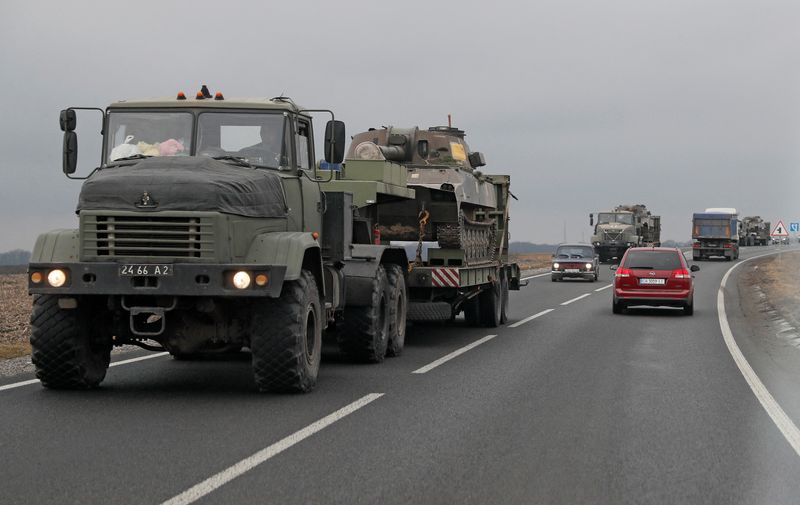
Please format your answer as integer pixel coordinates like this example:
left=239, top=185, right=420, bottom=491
left=0, top=274, right=31, bottom=359
left=510, top=253, right=552, bottom=271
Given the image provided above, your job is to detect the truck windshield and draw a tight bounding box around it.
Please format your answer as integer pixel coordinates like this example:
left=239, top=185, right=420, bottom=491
left=197, top=112, right=288, bottom=168
left=106, top=112, right=193, bottom=162
left=597, top=213, right=633, bottom=225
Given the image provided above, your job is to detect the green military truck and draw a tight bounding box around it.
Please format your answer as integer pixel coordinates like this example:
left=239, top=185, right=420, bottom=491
left=29, top=88, right=417, bottom=393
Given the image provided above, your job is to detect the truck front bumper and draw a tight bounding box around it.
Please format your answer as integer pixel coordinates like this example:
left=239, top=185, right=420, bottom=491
left=27, top=262, right=287, bottom=298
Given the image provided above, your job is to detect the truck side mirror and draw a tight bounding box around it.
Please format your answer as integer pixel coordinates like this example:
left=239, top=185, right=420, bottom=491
left=63, top=131, right=78, bottom=174
left=324, top=120, right=346, bottom=164
left=589, top=213, right=594, bottom=226
left=60, top=109, right=76, bottom=132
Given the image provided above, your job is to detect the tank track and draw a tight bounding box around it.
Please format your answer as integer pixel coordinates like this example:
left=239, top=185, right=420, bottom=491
left=437, top=213, right=496, bottom=264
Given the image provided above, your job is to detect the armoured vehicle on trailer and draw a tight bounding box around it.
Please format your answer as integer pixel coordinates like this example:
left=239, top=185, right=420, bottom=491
left=28, top=87, right=414, bottom=393
left=740, top=216, right=770, bottom=246
left=589, top=204, right=661, bottom=262
left=692, top=207, right=740, bottom=261
left=335, top=124, right=523, bottom=326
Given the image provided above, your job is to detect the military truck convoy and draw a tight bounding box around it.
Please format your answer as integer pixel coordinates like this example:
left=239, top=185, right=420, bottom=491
left=692, top=208, right=740, bottom=261
left=740, top=216, right=770, bottom=246
left=589, top=204, right=661, bottom=262
left=27, top=89, right=521, bottom=393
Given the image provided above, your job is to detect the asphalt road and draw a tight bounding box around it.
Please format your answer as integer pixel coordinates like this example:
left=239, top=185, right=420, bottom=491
left=2, top=245, right=799, bottom=504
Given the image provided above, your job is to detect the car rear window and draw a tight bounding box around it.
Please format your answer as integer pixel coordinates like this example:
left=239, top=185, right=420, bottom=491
left=623, top=251, right=682, bottom=270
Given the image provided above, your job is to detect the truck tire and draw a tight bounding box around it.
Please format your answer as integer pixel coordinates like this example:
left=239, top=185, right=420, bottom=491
left=384, top=264, right=407, bottom=357
left=30, top=295, right=111, bottom=389
left=500, top=274, right=509, bottom=324
left=338, top=265, right=390, bottom=363
left=479, top=279, right=501, bottom=327
left=250, top=270, right=321, bottom=393
left=463, top=297, right=481, bottom=326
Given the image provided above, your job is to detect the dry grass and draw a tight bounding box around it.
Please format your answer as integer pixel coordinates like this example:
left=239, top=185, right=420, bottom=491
left=510, top=253, right=552, bottom=271
left=0, top=274, right=32, bottom=359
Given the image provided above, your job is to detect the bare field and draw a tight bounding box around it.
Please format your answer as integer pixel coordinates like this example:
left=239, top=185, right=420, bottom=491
left=746, top=252, right=800, bottom=329
left=510, top=253, right=552, bottom=271
left=0, top=274, right=31, bottom=359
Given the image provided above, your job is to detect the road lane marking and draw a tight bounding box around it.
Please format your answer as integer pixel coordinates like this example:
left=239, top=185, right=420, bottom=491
left=0, top=352, right=169, bottom=392
left=412, top=335, right=497, bottom=374
left=161, top=393, right=384, bottom=505
left=509, top=309, right=554, bottom=328
left=560, top=293, right=591, bottom=306
left=594, top=284, right=613, bottom=292
left=718, top=250, right=800, bottom=458
left=521, top=272, right=550, bottom=281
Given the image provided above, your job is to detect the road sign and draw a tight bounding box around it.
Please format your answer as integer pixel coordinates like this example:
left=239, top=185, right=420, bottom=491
left=790, top=222, right=799, bottom=233
left=771, top=220, right=789, bottom=237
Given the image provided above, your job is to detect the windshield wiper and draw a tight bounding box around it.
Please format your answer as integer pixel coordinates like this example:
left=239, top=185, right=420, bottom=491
left=106, top=154, right=153, bottom=166
left=212, top=155, right=254, bottom=168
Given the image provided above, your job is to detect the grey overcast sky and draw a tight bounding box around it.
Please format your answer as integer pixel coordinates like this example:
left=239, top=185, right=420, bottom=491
left=1, top=0, right=799, bottom=250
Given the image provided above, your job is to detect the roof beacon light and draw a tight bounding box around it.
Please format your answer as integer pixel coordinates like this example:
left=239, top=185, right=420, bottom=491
left=196, top=91, right=205, bottom=100
left=214, top=91, right=224, bottom=100
left=176, top=91, right=186, bottom=100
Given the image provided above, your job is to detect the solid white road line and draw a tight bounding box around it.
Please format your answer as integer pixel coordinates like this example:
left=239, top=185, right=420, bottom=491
left=521, top=272, right=550, bottom=281
left=560, top=293, right=591, bottom=306
left=509, top=309, right=554, bottom=328
left=412, top=335, right=497, bottom=374
left=161, top=393, right=384, bottom=505
left=718, top=251, right=800, bottom=458
left=0, top=351, right=169, bottom=392
left=594, top=284, right=613, bottom=292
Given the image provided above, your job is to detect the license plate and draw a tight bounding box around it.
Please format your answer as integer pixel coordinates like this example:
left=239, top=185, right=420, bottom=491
left=565, top=269, right=580, bottom=273
left=639, top=278, right=665, bottom=285
left=119, top=264, right=173, bottom=276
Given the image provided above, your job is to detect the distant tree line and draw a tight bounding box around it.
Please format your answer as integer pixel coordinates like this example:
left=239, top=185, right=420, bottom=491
left=0, top=249, right=31, bottom=265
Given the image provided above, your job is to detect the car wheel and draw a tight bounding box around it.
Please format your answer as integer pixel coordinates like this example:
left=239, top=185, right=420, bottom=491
left=683, top=299, right=694, bottom=316
left=612, top=297, right=624, bottom=314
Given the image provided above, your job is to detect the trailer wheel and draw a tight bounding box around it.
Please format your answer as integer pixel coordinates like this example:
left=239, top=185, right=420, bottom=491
left=250, top=270, right=321, bottom=393
left=338, top=265, right=390, bottom=363
left=384, top=265, right=407, bottom=357
left=479, top=279, right=501, bottom=327
left=30, top=295, right=111, bottom=389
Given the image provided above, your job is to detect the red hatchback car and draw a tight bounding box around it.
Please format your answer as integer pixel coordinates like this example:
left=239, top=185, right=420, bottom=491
left=611, top=247, right=699, bottom=315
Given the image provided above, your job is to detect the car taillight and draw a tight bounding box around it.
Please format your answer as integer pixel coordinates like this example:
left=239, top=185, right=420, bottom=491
left=672, top=269, right=691, bottom=279
left=615, top=267, right=632, bottom=278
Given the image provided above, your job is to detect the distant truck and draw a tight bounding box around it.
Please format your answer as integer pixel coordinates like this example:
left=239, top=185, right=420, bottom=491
left=740, top=216, right=770, bottom=246
left=589, top=204, right=661, bottom=262
left=692, top=208, right=740, bottom=261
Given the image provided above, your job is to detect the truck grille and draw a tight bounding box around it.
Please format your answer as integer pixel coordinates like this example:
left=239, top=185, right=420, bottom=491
left=82, top=215, right=215, bottom=259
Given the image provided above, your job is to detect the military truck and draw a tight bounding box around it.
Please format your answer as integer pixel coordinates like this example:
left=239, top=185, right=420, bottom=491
left=740, top=216, right=770, bottom=246
left=332, top=124, right=523, bottom=326
left=28, top=88, right=427, bottom=393
left=692, top=208, right=740, bottom=261
left=589, top=204, right=661, bottom=262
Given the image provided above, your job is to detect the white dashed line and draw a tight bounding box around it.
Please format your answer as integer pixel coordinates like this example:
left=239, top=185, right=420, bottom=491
left=0, top=352, right=169, bottom=392
left=718, top=251, right=800, bottom=458
left=161, top=393, right=384, bottom=505
left=594, top=284, right=613, bottom=292
left=509, top=309, right=554, bottom=328
left=560, top=293, right=591, bottom=306
left=412, top=335, right=497, bottom=374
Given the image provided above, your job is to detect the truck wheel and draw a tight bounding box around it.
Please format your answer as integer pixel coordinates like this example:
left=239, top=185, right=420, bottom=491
left=338, top=265, right=390, bottom=363
left=499, top=274, right=509, bottom=324
left=479, top=279, right=501, bottom=327
left=30, top=295, right=111, bottom=389
left=384, top=265, right=407, bottom=357
left=463, top=297, right=481, bottom=326
left=250, top=270, right=321, bottom=393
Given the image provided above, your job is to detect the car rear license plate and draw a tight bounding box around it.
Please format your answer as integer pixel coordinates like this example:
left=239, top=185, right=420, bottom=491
left=119, top=264, right=173, bottom=276
left=565, top=269, right=580, bottom=273
left=639, top=278, right=665, bottom=285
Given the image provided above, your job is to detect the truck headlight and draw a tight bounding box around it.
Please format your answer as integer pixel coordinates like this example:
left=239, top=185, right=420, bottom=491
left=47, top=269, right=67, bottom=287
left=232, top=271, right=251, bottom=290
